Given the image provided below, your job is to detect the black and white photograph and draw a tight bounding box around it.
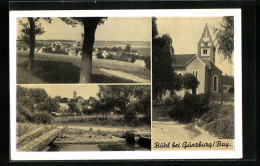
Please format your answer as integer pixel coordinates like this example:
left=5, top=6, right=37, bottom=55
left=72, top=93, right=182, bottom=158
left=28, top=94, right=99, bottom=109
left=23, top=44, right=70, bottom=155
left=17, top=85, right=151, bottom=151
left=16, top=17, right=151, bottom=83
left=152, top=17, right=235, bottom=150
left=9, top=9, right=243, bottom=160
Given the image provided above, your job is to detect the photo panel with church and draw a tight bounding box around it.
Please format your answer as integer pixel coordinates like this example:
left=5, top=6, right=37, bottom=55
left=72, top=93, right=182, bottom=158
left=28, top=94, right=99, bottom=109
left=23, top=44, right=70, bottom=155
left=152, top=17, right=235, bottom=150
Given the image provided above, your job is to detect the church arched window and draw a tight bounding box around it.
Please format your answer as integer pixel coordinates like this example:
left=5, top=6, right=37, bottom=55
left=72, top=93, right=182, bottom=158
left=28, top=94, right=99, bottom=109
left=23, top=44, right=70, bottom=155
left=213, top=75, right=218, bottom=92
left=203, top=48, right=207, bottom=54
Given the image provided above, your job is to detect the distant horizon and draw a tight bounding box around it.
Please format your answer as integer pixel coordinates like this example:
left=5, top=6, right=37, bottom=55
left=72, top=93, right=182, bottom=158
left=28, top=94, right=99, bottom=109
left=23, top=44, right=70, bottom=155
left=17, top=39, right=151, bottom=43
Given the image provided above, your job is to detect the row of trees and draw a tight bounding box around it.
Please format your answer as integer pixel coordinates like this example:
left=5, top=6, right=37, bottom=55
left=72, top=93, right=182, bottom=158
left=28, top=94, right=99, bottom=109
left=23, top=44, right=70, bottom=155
left=92, top=85, right=151, bottom=124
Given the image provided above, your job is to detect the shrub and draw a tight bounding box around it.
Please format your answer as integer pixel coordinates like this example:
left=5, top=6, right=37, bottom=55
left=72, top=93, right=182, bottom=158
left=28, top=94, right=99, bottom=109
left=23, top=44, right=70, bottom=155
left=97, top=52, right=104, bottom=59
left=198, top=104, right=234, bottom=139
left=18, top=104, right=34, bottom=122
left=31, top=111, right=54, bottom=124
left=144, top=56, right=150, bottom=70
left=169, top=94, right=209, bottom=123
left=17, top=103, right=54, bottom=124
left=17, top=112, right=27, bottom=123
left=106, top=53, right=114, bottom=60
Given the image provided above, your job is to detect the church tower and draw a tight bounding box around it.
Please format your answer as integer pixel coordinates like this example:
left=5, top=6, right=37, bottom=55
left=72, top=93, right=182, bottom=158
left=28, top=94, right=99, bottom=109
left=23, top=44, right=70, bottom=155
left=197, top=23, right=215, bottom=64
left=73, top=91, right=77, bottom=100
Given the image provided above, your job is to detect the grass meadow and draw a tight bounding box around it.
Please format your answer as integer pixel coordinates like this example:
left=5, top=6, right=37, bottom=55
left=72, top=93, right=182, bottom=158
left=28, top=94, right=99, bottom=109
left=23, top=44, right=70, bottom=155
left=17, top=50, right=150, bottom=84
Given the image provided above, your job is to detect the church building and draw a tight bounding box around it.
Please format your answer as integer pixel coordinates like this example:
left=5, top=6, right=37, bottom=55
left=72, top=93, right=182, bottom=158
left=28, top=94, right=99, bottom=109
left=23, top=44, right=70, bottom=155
left=169, top=23, right=234, bottom=101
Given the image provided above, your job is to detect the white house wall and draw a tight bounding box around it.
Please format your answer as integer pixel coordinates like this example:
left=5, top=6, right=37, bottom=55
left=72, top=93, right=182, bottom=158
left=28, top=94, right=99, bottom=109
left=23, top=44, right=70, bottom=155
left=186, top=57, right=206, bottom=94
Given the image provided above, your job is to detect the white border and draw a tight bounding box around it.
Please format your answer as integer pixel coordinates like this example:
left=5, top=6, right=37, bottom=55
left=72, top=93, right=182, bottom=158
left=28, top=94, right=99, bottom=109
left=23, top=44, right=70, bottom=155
left=10, top=9, right=242, bottom=160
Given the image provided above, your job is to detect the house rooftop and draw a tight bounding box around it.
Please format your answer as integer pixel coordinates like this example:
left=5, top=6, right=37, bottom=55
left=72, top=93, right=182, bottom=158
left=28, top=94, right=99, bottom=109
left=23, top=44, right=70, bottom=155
left=222, top=75, right=234, bottom=85
left=172, top=54, right=196, bottom=67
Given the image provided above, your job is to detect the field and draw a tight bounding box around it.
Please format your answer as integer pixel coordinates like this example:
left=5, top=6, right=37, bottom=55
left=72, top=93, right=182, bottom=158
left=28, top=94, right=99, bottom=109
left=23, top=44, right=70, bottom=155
left=54, top=114, right=146, bottom=127
left=17, top=40, right=151, bottom=56
left=17, top=50, right=150, bottom=83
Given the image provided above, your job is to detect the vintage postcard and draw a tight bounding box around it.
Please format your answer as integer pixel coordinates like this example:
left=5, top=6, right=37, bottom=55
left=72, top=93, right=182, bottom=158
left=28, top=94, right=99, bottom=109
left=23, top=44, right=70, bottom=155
left=10, top=9, right=242, bottom=160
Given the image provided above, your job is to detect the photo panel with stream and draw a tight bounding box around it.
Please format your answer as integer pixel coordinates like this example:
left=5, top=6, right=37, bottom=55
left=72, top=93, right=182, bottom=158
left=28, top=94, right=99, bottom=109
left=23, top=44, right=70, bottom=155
left=16, top=17, right=151, bottom=84
left=17, top=85, right=151, bottom=151
left=151, top=17, right=235, bottom=150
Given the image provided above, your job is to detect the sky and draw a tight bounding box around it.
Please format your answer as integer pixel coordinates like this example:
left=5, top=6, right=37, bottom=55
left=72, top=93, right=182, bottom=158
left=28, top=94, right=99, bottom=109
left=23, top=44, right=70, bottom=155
left=156, top=17, right=233, bottom=76
left=17, top=17, right=151, bottom=42
left=20, top=85, right=99, bottom=99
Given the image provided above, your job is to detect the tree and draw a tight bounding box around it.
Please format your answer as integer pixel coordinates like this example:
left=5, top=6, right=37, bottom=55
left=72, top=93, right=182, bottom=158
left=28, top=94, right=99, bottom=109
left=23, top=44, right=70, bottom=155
left=96, top=85, right=150, bottom=123
left=60, top=17, right=107, bottom=83
left=53, top=96, right=62, bottom=103
left=19, top=17, right=52, bottom=72
left=144, top=56, right=150, bottom=70
left=214, top=16, right=234, bottom=62
left=152, top=17, right=176, bottom=99
left=37, top=98, right=60, bottom=113
left=125, top=44, right=131, bottom=52
left=182, top=73, right=199, bottom=95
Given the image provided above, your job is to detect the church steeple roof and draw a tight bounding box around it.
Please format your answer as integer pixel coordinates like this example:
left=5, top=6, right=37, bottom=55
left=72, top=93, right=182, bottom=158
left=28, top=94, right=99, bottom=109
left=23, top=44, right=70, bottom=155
left=199, top=23, right=213, bottom=43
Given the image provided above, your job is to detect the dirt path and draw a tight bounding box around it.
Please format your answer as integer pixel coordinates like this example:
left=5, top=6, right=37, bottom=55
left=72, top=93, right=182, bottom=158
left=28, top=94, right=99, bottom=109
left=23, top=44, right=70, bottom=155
left=152, top=120, right=218, bottom=142
left=99, top=68, right=150, bottom=83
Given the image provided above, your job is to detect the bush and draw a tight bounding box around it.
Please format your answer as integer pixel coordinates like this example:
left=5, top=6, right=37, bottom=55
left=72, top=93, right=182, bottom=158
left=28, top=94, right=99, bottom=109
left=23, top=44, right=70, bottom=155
left=198, top=104, right=234, bottom=139
left=144, top=56, right=150, bottom=70
left=31, top=111, right=54, bottom=124
left=18, top=104, right=34, bottom=122
left=169, top=94, right=209, bottom=123
left=17, top=112, right=27, bottom=123
left=97, top=52, right=104, bottom=59
left=17, top=103, right=54, bottom=124
left=119, top=53, right=136, bottom=63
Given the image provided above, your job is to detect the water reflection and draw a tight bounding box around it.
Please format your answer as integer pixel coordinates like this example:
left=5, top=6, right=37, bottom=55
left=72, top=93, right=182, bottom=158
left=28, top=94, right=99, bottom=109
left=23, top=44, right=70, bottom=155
left=47, top=143, right=149, bottom=151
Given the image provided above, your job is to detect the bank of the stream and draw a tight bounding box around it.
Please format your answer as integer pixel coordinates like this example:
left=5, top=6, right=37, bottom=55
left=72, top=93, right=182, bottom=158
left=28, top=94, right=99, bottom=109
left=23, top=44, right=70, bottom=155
left=17, top=123, right=151, bottom=151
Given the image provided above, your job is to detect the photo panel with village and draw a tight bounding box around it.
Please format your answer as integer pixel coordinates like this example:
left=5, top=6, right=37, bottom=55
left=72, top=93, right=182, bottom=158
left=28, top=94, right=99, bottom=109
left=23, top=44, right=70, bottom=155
left=152, top=17, right=235, bottom=150
left=16, top=17, right=151, bottom=84
left=16, top=84, right=151, bottom=151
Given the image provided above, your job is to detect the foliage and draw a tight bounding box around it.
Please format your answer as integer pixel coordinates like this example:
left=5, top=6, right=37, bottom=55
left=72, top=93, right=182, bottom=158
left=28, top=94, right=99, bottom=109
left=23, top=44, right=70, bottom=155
left=68, top=102, right=81, bottom=113
left=152, top=17, right=177, bottom=99
left=96, top=52, right=104, bottom=59
left=96, top=85, right=151, bottom=125
left=169, top=94, right=209, bottom=123
left=125, top=44, right=131, bottom=52
left=173, top=73, right=183, bottom=91
left=182, top=73, right=199, bottom=94
left=19, top=18, right=51, bottom=43
left=152, top=17, right=159, bottom=39
left=60, top=17, right=107, bottom=83
left=144, top=56, right=150, bottom=70
left=53, top=96, right=63, bottom=102
left=228, top=87, right=234, bottom=93
left=17, top=51, right=151, bottom=82
left=198, top=104, right=234, bottom=139
left=19, top=17, right=52, bottom=71
left=36, top=98, right=60, bottom=113
left=214, top=16, right=234, bottom=62
left=119, top=53, right=136, bottom=63
left=17, top=104, right=54, bottom=124
left=156, top=95, right=182, bottom=107
left=17, top=86, right=55, bottom=124
left=17, top=86, right=48, bottom=104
